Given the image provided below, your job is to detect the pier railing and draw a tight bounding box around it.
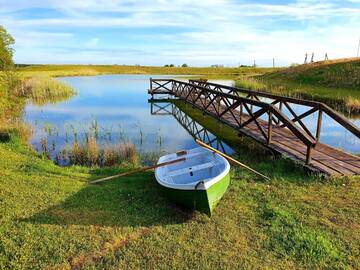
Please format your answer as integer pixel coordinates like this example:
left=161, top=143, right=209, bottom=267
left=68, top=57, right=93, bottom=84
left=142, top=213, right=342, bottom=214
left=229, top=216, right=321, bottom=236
left=150, top=78, right=319, bottom=164
left=149, top=78, right=360, bottom=166
left=189, top=79, right=360, bottom=142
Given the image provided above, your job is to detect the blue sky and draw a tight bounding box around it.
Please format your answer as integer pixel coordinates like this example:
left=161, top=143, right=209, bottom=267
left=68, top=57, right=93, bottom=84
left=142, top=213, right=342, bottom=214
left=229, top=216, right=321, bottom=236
left=1, top=0, right=359, bottom=66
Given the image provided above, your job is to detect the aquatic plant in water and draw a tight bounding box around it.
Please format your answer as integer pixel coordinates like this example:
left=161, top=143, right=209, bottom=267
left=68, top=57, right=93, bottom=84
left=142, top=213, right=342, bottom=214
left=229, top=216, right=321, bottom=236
left=19, top=74, right=76, bottom=105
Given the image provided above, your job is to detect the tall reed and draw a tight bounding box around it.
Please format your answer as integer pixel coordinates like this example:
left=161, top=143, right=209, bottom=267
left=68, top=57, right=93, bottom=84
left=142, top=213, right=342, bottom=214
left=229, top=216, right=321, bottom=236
left=18, top=74, right=76, bottom=105
left=65, top=137, right=139, bottom=167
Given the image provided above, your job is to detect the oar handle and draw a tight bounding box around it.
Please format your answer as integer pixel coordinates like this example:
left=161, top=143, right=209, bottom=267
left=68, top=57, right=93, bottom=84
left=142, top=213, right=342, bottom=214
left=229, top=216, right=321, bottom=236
left=195, top=139, right=271, bottom=181
left=90, top=157, right=186, bottom=184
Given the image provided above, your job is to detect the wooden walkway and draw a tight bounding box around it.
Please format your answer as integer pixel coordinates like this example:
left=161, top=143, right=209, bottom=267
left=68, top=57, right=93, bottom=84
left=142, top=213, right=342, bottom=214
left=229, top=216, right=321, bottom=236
left=149, top=79, right=360, bottom=176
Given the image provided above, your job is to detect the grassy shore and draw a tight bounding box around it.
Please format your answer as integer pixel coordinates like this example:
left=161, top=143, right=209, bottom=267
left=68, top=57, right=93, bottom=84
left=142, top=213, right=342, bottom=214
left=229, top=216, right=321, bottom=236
left=18, top=64, right=274, bottom=78
left=236, top=58, right=360, bottom=114
left=1, top=107, right=359, bottom=269
left=18, top=62, right=360, bottom=114
left=1, top=63, right=359, bottom=269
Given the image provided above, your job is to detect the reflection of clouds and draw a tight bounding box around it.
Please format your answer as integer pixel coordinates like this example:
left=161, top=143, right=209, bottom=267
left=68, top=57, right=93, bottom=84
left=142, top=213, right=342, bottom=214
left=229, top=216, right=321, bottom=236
left=208, top=80, right=234, bottom=87
left=25, top=75, right=360, bottom=156
left=26, top=105, right=148, bottom=117
left=258, top=96, right=360, bottom=153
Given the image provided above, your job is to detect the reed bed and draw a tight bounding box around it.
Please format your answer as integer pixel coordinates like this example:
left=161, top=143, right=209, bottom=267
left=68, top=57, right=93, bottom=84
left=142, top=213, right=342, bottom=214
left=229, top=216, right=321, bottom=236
left=0, top=72, right=75, bottom=140
left=34, top=119, right=166, bottom=167
left=17, top=74, right=76, bottom=105
left=56, top=138, right=139, bottom=167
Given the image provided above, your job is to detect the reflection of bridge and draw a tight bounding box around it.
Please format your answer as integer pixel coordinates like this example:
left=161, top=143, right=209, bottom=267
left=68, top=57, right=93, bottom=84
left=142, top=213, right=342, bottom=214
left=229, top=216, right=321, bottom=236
left=149, top=79, right=360, bottom=176
left=149, top=101, right=231, bottom=155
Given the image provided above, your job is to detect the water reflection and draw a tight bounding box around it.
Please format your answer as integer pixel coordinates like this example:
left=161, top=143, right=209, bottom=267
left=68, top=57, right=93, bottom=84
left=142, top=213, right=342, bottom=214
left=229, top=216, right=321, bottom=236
left=25, top=75, right=235, bottom=163
left=149, top=100, right=234, bottom=155
left=24, top=74, right=359, bottom=165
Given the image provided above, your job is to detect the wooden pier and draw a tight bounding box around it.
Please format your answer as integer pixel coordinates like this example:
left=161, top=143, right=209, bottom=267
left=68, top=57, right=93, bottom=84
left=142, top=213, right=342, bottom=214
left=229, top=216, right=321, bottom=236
left=149, top=78, right=360, bottom=176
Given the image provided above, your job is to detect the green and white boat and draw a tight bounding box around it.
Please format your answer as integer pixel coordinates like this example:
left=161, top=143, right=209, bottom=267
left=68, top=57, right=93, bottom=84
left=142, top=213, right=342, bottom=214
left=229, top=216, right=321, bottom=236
left=155, top=147, right=230, bottom=215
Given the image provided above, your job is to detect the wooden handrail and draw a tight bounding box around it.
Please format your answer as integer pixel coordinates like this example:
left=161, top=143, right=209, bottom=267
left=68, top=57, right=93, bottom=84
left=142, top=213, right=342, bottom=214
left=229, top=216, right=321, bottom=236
left=189, top=79, right=360, bottom=139
left=321, top=104, right=360, bottom=138
left=149, top=79, right=360, bottom=174
left=189, top=79, right=323, bottom=108
left=269, top=105, right=316, bottom=147
left=150, top=78, right=360, bottom=165
left=170, top=79, right=315, bottom=147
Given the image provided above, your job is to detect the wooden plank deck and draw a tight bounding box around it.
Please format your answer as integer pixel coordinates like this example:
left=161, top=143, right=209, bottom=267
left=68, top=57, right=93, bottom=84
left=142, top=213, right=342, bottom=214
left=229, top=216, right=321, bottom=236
left=194, top=98, right=360, bottom=176
left=149, top=78, right=360, bottom=176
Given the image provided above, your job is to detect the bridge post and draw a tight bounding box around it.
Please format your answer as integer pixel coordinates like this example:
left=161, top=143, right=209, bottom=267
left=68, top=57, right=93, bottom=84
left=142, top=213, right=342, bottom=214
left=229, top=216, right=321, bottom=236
left=316, top=109, right=323, bottom=142
left=149, top=77, right=154, bottom=98
left=306, top=146, right=312, bottom=164
left=239, top=102, right=243, bottom=124
left=277, top=101, right=283, bottom=126
left=267, top=111, right=272, bottom=144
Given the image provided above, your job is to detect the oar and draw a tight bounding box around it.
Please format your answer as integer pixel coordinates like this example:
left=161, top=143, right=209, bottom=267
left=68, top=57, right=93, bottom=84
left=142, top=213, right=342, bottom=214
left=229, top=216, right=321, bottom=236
left=195, top=139, right=271, bottom=181
left=90, top=157, right=186, bottom=185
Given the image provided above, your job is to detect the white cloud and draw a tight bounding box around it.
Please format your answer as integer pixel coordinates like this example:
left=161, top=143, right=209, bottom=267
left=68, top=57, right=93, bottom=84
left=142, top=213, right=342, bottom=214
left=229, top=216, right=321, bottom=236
left=2, top=0, right=360, bottom=66
left=85, top=37, right=100, bottom=48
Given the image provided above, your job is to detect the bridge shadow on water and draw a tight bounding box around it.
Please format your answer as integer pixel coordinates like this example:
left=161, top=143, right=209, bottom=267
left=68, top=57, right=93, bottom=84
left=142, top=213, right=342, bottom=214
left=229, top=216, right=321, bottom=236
left=22, top=170, right=192, bottom=228
left=149, top=99, right=318, bottom=184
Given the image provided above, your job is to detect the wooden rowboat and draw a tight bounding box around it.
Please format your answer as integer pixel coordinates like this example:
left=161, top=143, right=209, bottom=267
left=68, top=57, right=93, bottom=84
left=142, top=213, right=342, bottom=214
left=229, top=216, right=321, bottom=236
left=155, top=147, right=230, bottom=215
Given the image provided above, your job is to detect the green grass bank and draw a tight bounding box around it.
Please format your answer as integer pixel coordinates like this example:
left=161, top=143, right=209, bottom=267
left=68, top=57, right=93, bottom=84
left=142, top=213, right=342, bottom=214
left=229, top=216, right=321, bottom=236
left=18, top=64, right=274, bottom=79
left=1, top=102, right=359, bottom=269
left=0, top=64, right=359, bottom=269
left=236, top=58, right=360, bottom=114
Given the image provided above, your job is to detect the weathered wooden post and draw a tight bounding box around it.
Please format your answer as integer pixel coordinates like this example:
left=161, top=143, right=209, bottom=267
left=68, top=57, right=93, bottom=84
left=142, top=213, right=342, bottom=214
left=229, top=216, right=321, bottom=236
left=150, top=77, right=153, bottom=99
left=306, top=145, right=312, bottom=164
left=239, top=102, right=243, bottom=125
left=316, top=109, right=323, bottom=142
left=277, top=101, right=283, bottom=127
left=267, top=111, right=273, bottom=144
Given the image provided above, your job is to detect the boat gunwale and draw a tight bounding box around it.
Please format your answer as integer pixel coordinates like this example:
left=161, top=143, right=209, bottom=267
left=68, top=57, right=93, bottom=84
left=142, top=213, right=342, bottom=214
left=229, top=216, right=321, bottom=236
left=155, top=147, right=230, bottom=191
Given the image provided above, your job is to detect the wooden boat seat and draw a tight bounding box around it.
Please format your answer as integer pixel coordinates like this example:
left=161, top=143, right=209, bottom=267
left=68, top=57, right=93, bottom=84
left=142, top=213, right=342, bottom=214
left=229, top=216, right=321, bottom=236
left=167, top=162, right=215, bottom=178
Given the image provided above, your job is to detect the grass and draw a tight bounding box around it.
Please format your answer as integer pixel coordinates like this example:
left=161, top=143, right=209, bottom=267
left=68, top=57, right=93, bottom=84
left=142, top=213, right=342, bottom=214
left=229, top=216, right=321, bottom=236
left=19, top=74, right=76, bottom=105
left=267, top=57, right=360, bottom=89
left=65, top=138, right=139, bottom=167
left=237, top=58, right=360, bottom=114
left=1, top=63, right=359, bottom=268
left=0, top=72, right=76, bottom=143
left=17, top=64, right=275, bottom=79
left=1, top=123, right=359, bottom=269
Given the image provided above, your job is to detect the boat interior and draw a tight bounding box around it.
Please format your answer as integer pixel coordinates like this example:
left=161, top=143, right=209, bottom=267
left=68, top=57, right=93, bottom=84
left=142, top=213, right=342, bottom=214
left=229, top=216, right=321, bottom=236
left=160, top=148, right=227, bottom=185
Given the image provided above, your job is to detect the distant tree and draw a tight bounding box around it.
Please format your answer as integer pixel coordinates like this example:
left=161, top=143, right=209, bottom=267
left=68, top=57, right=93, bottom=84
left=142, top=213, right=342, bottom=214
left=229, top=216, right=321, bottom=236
left=169, top=64, right=175, bottom=67
left=0, top=26, right=21, bottom=95
left=0, top=26, right=15, bottom=70
left=181, top=63, right=188, bottom=67
left=164, top=64, right=169, bottom=67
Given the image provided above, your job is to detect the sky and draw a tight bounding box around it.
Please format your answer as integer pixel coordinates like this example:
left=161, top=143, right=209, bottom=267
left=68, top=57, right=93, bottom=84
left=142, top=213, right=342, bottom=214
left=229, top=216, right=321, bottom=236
left=0, top=0, right=359, bottom=67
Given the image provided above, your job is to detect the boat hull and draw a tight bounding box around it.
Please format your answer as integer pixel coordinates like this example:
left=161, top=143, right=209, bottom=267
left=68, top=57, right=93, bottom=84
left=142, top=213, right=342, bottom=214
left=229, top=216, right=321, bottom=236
left=158, top=171, right=230, bottom=216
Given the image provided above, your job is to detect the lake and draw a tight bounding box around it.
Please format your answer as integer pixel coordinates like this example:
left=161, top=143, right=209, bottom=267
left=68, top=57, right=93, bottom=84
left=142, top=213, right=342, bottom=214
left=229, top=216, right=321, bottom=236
left=24, top=74, right=360, bottom=165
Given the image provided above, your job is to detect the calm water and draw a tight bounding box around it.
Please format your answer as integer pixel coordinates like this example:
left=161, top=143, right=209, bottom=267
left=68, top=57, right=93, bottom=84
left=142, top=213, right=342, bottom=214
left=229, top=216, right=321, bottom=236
left=24, top=75, right=235, bottom=161
left=25, top=75, right=360, bottom=163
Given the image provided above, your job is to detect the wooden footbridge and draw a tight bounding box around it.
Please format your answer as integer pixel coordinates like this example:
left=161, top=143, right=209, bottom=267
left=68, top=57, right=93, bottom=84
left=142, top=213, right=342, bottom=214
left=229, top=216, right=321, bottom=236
left=149, top=78, right=360, bottom=176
